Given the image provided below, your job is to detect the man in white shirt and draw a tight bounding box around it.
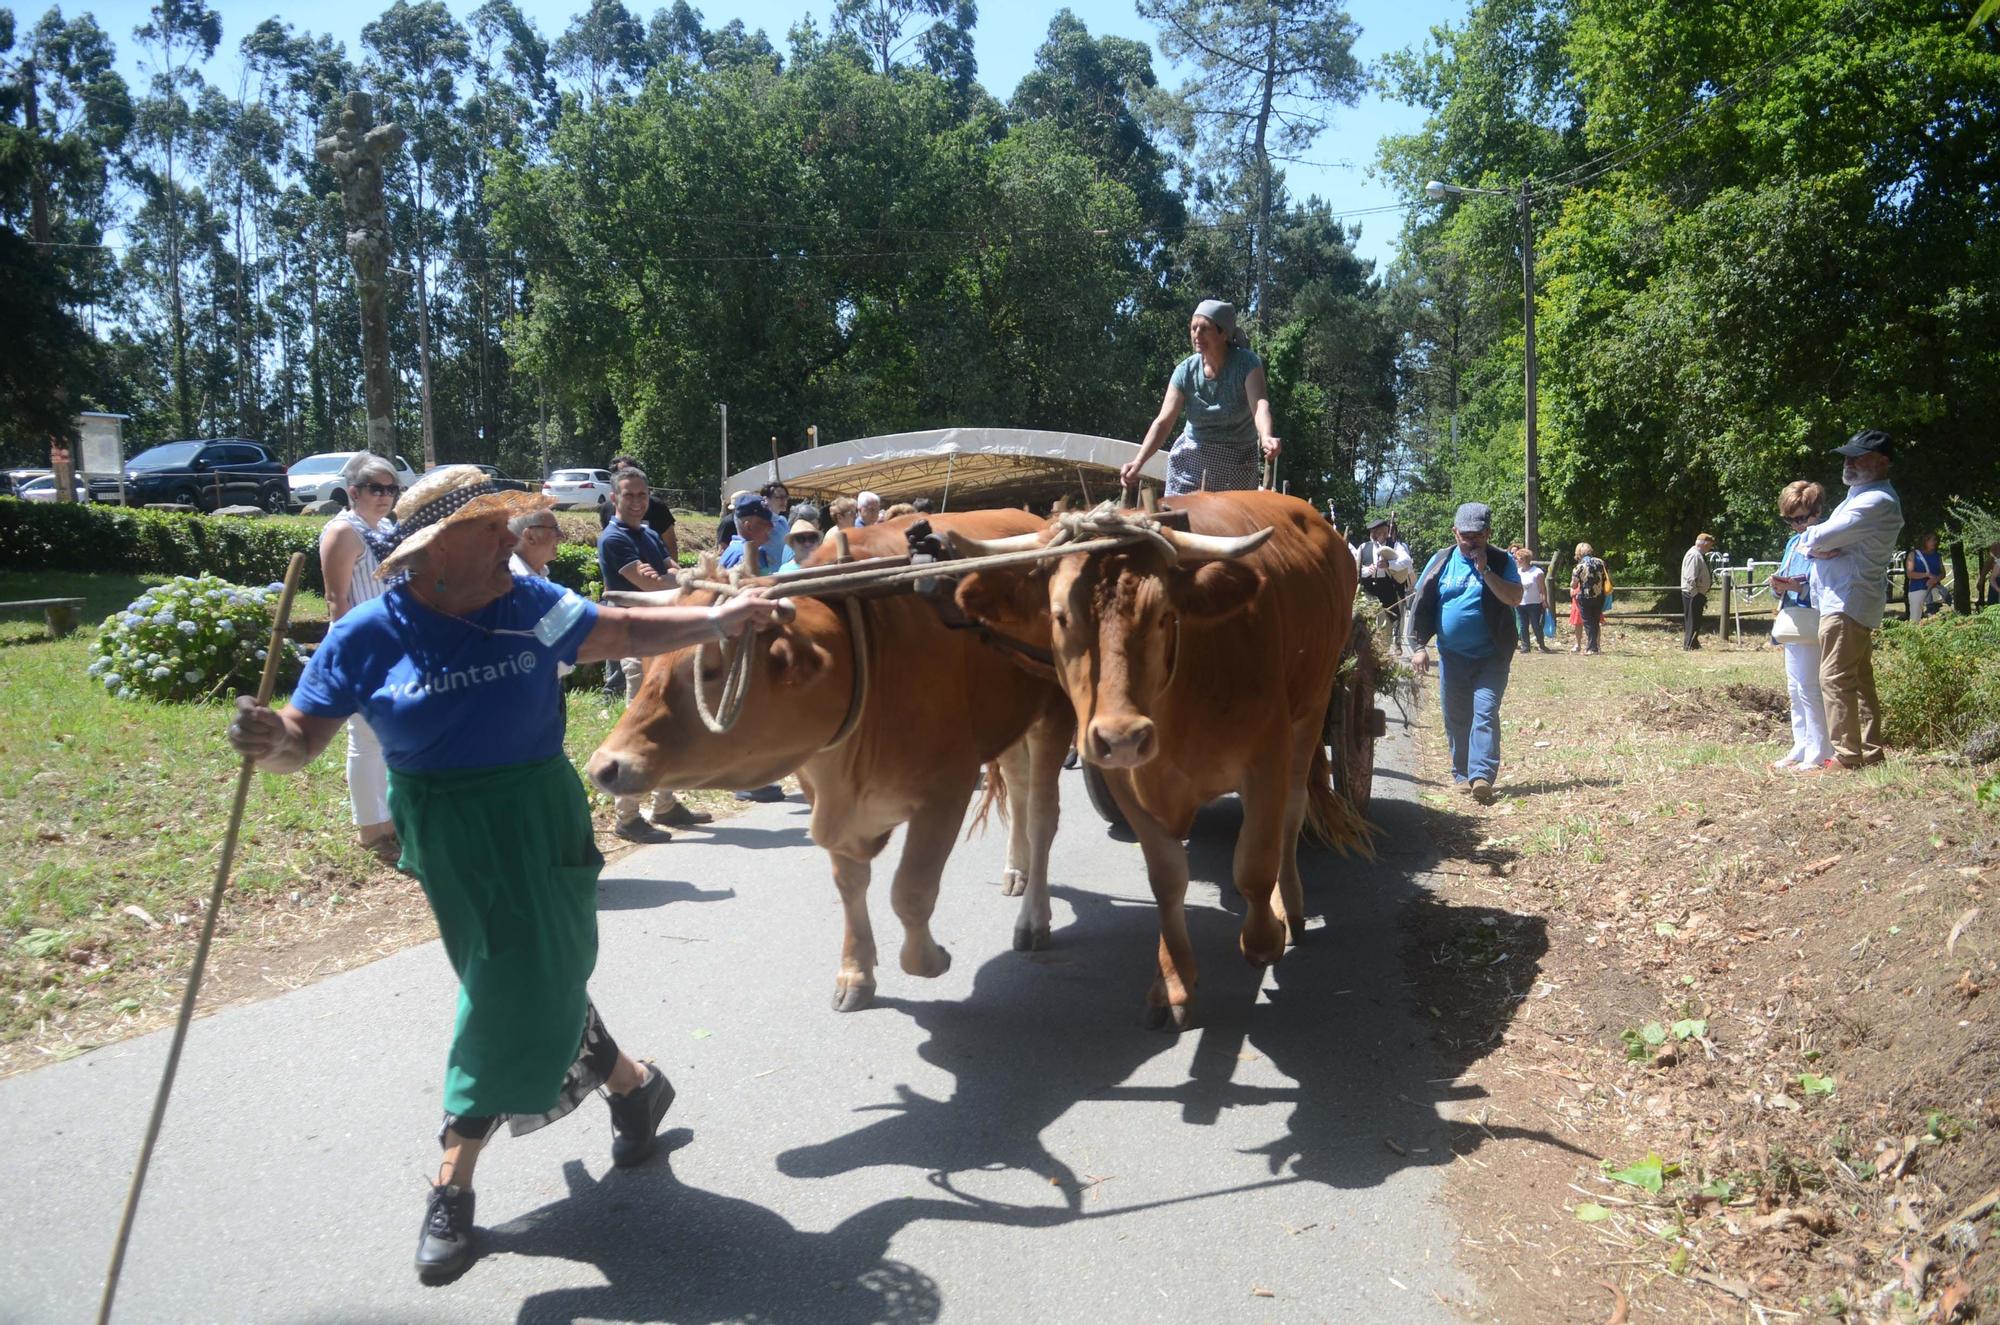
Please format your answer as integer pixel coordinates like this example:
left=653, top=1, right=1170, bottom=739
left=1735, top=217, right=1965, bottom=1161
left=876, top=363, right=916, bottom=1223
left=1679, top=533, right=1715, bottom=649
left=1800, top=429, right=1904, bottom=770
left=1355, top=514, right=1414, bottom=646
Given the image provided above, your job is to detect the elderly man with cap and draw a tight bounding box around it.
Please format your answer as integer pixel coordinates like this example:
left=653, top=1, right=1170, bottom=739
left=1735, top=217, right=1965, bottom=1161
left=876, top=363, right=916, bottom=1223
left=1406, top=502, right=1525, bottom=804
left=1119, top=298, right=1281, bottom=495
left=719, top=492, right=788, bottom=574
left=1799, top=429, right=1904, bottom=769
left=1679, top=532, right=1716, bottom=649
left=1355, top=513, right=1414, bottom=645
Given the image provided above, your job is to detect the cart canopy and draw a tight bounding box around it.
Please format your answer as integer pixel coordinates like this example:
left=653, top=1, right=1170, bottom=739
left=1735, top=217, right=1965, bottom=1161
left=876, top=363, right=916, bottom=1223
left=723, top=427, right=1166, bottom=512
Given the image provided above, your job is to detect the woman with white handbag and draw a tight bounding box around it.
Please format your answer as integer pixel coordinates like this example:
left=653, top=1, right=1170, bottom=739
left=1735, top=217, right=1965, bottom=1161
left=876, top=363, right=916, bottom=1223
left=1766, top=481, right=1834, bottom=770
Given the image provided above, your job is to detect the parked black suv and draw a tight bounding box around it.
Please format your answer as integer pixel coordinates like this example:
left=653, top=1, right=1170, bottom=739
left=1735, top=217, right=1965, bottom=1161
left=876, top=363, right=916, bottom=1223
left=93, top=439, right=290, bottom=512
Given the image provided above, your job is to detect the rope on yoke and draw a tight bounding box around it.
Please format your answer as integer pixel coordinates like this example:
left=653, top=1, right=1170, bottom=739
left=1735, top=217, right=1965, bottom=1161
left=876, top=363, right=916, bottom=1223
left=1050, top=501, right=1179, bottom=562
left=682, top=560, right=870, bottom=747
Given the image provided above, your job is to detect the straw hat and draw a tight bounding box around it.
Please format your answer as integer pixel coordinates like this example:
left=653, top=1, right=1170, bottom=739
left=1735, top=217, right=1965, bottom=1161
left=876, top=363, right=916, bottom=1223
left=786, top=518, right=822, bottom=543
left=375, top=465, right=553, bottom=579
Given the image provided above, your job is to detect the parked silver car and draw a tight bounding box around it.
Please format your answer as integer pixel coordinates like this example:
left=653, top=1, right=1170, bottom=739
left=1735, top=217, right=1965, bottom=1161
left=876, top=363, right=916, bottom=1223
left=287, top=452, right=418, bottom=509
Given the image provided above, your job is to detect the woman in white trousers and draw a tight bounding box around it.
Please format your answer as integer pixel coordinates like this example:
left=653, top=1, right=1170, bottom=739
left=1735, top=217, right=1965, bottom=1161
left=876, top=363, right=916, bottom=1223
left=1766, top=480, right=1833, bottom=771
left=318, top=453, right=403, bottom=864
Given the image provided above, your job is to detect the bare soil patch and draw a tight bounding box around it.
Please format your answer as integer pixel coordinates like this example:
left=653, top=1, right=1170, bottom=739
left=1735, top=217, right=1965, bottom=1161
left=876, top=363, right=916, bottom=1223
left=1405, top=625, right=1999, bottom=1323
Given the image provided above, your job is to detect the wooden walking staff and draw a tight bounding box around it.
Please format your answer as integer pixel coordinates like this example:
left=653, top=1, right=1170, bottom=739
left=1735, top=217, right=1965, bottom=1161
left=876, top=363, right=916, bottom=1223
left=97, top=552, right=309, bottom=1325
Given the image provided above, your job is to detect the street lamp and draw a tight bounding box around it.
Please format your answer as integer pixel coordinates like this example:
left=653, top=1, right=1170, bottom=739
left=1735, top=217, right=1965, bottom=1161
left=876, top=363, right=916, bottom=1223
left=1426, top=178, right=1541, bottom=554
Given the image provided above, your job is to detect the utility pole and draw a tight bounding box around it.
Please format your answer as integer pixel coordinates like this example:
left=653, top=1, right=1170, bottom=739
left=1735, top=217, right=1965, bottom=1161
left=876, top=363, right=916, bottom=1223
left=717, top=402, right=728, bottom=513
left=317, top=93, right=405, bottom=463
left=1519, top=181, right=1539, bottom=554
left=1429, top=177, right=1542, bottom=552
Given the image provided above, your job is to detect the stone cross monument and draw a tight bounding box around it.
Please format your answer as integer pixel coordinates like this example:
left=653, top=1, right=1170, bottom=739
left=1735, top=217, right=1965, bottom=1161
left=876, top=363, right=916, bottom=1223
left=316, top=92, right=405, bottom=462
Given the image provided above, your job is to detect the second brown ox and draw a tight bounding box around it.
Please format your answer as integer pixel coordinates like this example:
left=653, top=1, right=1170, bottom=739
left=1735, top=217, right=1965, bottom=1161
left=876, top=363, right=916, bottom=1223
left=585, top=512, right=1072, bottom=1013
left=951, top=490, right=1367, bottom=1028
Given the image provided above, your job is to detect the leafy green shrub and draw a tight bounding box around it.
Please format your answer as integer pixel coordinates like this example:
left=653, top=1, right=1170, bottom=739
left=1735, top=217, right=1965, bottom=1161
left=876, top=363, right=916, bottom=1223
left=88, top=575, right=304, bottom=702
left=0, top=499, right=327, bottom=592
left=1874, top=608, right=2000, bottom=753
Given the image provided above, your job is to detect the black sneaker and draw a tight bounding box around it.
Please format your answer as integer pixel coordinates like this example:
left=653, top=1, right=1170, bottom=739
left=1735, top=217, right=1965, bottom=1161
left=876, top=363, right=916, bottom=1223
left=614, top=817, right=673, bottom=844
left=608, top=1064, right=676, bottom=1168
left=415, top=1184, right=475, bottom=1281
left=655, top=802, right=714, bottom=828
left=734, top=785, right=786, bottom=803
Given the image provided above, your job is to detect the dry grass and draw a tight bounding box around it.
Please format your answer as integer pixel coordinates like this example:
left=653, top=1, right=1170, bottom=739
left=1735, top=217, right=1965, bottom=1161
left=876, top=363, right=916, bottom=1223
left=1406, top=619, right=1999, bottom=1323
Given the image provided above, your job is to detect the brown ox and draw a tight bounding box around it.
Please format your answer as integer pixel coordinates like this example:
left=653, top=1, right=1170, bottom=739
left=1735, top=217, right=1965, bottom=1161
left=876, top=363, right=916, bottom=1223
left=952, top=490, right=1366, bottom=1028
left=584, top=512, right=1072, bottom=1012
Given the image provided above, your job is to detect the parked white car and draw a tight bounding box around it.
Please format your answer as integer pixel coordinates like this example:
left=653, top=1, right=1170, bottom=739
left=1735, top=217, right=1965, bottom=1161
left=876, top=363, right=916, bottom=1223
left=14, top=474, right=92, bottom=503
left=287, top=452, right=418, bottom=509
left=542, top=468, right=614, bottom=509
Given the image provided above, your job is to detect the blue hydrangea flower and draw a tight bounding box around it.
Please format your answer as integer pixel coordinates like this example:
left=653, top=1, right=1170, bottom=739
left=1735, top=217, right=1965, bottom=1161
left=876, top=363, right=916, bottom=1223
left=150, top=666, right=170, bottom=680
left=105, top=674, right=122, bottom=690
left=216, top=619, right=235, bottom=634
left=184, top=669, right=202, bottom=684
left=177, top=620, right=199, bottom=635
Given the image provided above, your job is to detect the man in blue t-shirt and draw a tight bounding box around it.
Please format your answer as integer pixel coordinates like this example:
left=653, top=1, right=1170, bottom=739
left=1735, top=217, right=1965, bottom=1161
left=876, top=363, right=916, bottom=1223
left=1406, top=502, right=1525, bottom=804
left=718, top=493, right=788, bottom=575
left=595, top=466, right=710, bottom=839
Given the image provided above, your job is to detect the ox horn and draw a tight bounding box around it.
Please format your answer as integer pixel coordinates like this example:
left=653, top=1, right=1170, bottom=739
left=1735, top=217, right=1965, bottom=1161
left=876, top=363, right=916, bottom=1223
left=1159, top=525, right=1276, bottom=561
left=604, top=588, right=684, bottom=608
left=945, top=529, right=1049, bottom=559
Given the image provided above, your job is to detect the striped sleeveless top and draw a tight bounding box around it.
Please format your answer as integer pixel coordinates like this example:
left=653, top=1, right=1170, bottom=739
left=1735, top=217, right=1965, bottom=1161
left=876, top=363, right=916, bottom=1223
left=334, top=509, right=394, bottom=608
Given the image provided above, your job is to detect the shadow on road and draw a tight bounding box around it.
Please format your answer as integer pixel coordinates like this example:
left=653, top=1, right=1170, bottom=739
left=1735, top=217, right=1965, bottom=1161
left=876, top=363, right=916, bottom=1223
left=594, top=878, right=737, bottom=911
left=479, top=720, right=1581, bottom=1322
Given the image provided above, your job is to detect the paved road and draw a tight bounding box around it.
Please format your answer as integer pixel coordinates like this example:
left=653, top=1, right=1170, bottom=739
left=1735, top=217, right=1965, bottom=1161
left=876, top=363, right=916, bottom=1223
left=1, top=714, right=1475, bottom=1324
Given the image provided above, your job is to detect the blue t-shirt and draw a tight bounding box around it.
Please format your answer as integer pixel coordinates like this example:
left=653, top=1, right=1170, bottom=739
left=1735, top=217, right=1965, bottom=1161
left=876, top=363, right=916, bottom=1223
left=597, top=519, right=669, bottom=592
left=719, top=531, right=787, bottom=574
left=1438, top=547, right=1520, bottom=658
left=291, top=578, right=598, bottom=772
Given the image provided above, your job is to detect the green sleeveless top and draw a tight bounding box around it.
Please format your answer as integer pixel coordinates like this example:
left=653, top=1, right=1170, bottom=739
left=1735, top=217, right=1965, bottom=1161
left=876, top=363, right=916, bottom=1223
left=1170, top=347, right=1263, bottom=449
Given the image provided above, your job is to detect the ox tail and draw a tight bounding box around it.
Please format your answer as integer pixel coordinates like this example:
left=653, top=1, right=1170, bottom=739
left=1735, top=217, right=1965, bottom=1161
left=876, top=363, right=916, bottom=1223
left=966, top=760, right=1010, bottom=838
left=1304, top=743, right=1376, bottom=858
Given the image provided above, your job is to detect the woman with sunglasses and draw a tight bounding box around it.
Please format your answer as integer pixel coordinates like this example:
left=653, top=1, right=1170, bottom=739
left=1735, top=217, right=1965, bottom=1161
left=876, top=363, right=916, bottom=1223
left=1766, top=480, right=1833, bottom=771
left=778, top=518, right=822, bottom=573
left=319, top=453, right=406, bottom=864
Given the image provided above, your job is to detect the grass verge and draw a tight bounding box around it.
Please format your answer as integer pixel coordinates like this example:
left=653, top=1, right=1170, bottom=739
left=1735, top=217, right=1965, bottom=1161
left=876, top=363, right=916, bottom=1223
left=0, top=569, right=741, bottom=1076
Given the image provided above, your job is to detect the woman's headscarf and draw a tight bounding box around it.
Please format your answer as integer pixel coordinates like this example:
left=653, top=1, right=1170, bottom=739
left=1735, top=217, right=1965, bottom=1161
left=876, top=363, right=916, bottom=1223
left=1193, top=299, right=1251, bottom=348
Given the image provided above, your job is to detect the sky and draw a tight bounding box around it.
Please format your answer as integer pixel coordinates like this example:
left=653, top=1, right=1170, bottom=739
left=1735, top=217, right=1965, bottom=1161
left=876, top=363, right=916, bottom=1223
left=85, top=0, right=1451, bottom=274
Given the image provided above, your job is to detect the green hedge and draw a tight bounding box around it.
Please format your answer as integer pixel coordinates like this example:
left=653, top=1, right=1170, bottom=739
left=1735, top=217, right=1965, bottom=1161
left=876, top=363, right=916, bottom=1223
left=0, top=498, right=603, bottom=597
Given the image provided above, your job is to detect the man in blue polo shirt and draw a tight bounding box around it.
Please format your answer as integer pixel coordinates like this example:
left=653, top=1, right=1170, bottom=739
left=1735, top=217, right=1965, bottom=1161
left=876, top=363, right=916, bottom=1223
left=596, top=466, right=711, bottom=839
left=1407, top=502, right=1525, bottom=804
left=718, top=493, right=789, bottom=574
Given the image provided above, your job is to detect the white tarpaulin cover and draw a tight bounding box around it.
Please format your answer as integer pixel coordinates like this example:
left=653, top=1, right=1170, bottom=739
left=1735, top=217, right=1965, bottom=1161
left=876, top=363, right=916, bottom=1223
left=723, top=427, right=1167, bottom=511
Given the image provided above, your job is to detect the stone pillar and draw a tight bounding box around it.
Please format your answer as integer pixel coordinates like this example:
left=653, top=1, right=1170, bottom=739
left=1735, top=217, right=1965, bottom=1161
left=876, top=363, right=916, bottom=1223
left=316, top=92, right=405, bottom=462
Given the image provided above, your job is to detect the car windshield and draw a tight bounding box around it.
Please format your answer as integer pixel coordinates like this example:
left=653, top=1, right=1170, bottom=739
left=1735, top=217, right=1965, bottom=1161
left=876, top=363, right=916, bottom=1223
left=552, top=471, right=592, bottom=482
left=288, top=455, right=348, bottom=476
left=21, top=477, right=53, bottom=491
left=127, top=442, right=203, bottom=469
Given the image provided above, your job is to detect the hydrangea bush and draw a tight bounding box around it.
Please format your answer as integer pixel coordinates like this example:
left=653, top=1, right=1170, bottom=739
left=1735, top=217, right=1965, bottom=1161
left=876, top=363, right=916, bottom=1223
left=88, top=575, right=302, bottom=703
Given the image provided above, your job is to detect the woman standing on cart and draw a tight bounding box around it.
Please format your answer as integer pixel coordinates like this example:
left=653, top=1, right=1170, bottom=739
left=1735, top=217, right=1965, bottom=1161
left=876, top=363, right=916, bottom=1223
left=226, top=467, right=780, bottom=1283
left=1119, top=299, right=1281, bottom=495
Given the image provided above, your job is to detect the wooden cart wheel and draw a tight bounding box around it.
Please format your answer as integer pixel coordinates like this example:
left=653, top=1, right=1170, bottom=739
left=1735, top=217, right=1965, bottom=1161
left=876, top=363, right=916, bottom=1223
left=1334, top=613, right=1386, bottom=814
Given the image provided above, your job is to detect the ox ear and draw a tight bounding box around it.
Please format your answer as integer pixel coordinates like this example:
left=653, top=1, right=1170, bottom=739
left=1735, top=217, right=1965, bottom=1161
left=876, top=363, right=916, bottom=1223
left=954, top=569, right=1044, bottom=627
left=766, top=633, right=832, bottom=689
left=1170, top=559, right=1262, bottom=623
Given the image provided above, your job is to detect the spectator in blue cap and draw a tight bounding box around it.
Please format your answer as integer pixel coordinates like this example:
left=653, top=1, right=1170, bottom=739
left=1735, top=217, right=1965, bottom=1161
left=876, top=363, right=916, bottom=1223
left=1405, top=501, right=1525, bottom=804
left=719, top=493, right=787, bottom=574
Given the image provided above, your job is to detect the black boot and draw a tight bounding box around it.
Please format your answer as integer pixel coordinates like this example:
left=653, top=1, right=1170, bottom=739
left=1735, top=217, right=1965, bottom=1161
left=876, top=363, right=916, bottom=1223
left=608, top=1063, right=676, bottom=1168
left=415, top=1184, right=476, bottom=1282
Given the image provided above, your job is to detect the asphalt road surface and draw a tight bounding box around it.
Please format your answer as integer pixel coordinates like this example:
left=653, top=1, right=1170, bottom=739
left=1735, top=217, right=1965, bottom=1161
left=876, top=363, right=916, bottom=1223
left=1, top=713, right=1483, bottom=1323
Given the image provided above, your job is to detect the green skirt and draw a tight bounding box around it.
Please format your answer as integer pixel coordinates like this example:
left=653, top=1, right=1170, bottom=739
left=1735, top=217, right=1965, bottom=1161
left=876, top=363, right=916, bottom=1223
left=387, top=755, right=604, bottom=1119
